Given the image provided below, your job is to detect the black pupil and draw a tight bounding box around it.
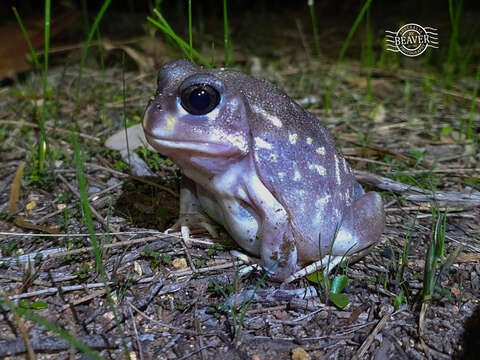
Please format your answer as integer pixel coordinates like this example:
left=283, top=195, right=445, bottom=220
left=180, top=84, right=220, bottom=115
left=189, top=88, right=210, bottom=112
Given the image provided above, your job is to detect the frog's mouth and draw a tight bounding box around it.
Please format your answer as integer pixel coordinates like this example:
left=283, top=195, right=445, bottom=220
left=146, top=136, right=241, bottom=158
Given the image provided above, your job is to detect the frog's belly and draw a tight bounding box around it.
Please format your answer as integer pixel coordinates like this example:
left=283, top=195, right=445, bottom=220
left=197, top=188, right=261, bottom=256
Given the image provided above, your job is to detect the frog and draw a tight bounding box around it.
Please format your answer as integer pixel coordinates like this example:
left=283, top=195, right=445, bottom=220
left=107, top=59, right=385, bottom=282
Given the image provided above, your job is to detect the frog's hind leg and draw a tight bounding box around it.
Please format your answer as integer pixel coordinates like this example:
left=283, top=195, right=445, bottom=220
left=282, top=192, right=384, bottom=285
left=330, top=191, right=385, bottom=256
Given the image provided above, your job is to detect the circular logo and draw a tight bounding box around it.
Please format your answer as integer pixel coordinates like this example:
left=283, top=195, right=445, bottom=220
left=395, top=23, right=429, bottom=57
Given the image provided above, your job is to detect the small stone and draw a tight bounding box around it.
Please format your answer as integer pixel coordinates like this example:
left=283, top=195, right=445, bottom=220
left=103, top=311, right=114, bottom=321
left=133, top=261, right=142, bottom=276
left=26, top=201, right=36, bottom=211
left=275, top=311, right=289, bottom=321
left=292, top=347, right=311, bottom=360
left=172, top=257, right=188, bottom=269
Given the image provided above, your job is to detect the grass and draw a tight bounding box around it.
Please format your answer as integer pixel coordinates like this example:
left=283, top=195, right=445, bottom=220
left=323, top=0, right=373, bottom=109
left=463, top=62, right=480, bottom=140
left=3, top=0, right=133, bottom=358
left=305, top=228, right=352, bottom=309
left=308, top=0, right=322, bottom=63
left=148, top=0, right=232, bottom=68
left=148, top=9, right=211, bottom=67
left=446, top=0, right=463, bottom=87
left=208, top=267, right=270, bottom=340
left=12, top=5, right=51, bottom=180
left=223, top=0, right=232, bottom=66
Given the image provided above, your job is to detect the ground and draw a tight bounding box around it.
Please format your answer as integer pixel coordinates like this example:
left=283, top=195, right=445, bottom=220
left=0, top=4, right=480, bottom=359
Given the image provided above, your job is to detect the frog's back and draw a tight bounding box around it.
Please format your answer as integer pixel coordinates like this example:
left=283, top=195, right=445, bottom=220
left=210, top=68, right=362, bottom=260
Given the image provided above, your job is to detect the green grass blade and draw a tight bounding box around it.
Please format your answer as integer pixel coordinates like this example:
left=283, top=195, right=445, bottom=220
left=466, top=62, right=480, bottom=139
left=75, top=0, right=113, bottom=105
left=148, top=13, right=210, bottom=67
left=11, top=7, right=41, bottom=70
left=3, top=296, right=102, bottom=359
left=308, top=0, right=322, bottom=63
left=223, top=0, right=232, bottom=66
left=338, top=0, right=372, bottom=62
left=44, top=0, right=50, bottom=82
left=70, top=1, right=130, bottom=358
left=188, top=0, right=193, bottom=61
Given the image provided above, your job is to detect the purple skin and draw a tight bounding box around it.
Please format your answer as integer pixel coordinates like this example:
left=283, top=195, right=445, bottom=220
left=143, top=59, right=385, bottom=281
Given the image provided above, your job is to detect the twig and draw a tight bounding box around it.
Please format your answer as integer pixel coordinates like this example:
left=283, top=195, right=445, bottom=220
left=176, top=345, right=215, bottom=360
left=8, top=282, right=114, bottom=300
left=170, top=260, right=244, bottom=279
left=0, top=120, right=100, bottom=142
left=0, top=230, right=166, bottom=237
left=84, top=163, right=179, bottom=197
left=355, top=171, right=480, bottom=204
left=60, top=289, right=107, bottom=311
left=0, top=334, right=122, bottom=357
left=127, top=304, right=144, bottom=360
left=57, top=174, right=128, bottom=242
left=126, top=300, right=198, bottom=335
left=351, top=312, right=390, bottom=360
left=226, top=286, right=318, bottom=306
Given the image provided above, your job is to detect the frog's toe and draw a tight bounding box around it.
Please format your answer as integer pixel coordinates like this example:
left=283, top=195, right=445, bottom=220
left=230, top=250, right=263, bottom=277
left=282, top=255, right=344, bottom=285
left=166, top=213, right=219, bottom=241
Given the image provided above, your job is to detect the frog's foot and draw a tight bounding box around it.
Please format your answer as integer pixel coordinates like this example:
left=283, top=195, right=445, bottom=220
left=230, top=250, right=263, bottom=277
left=282, top=255, right=344, bottom=285
left=165, top=213, right=218, bottom=246
left=281, top=243, right=377, bottom=285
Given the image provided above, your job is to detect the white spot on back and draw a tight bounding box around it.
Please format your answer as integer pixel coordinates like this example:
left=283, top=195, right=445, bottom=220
left=278, top=172, right=285, bottom=181
left=335, top=155, right=341, bottom=184
left=253, top=105, right=283, bottom=128
left=293, top=170, right=302, bottom=181
left=313, top=195, right=330, bottom=225
left=309, top=164, right=326, bottom=176
left=342, top=156, right=350, bottom=174
left=289, top=133, right=298, bottom=144
left=316, top=146, right=326, bottom=155
left=345, top=188, right=352, bottom=206
left=254, top=137, right=272, bottom=150
left=315, top=195, right=330, bottom=208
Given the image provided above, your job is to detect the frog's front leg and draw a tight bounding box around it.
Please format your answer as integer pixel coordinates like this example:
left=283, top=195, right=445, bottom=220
left=166, top=177, right=218, bottom=244
left=246, top=176, right=298, bottom=281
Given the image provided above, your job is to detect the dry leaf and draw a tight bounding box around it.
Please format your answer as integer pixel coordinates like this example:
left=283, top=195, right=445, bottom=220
left=9, top=162, right=25, bottom=214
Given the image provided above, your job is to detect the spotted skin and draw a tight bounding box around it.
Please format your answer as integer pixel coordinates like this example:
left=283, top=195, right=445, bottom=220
left=142, top=59, right=385, bottom=281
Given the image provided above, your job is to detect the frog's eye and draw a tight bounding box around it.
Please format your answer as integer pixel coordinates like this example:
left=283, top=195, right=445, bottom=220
left=180, top=84, right=220, bottom=115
